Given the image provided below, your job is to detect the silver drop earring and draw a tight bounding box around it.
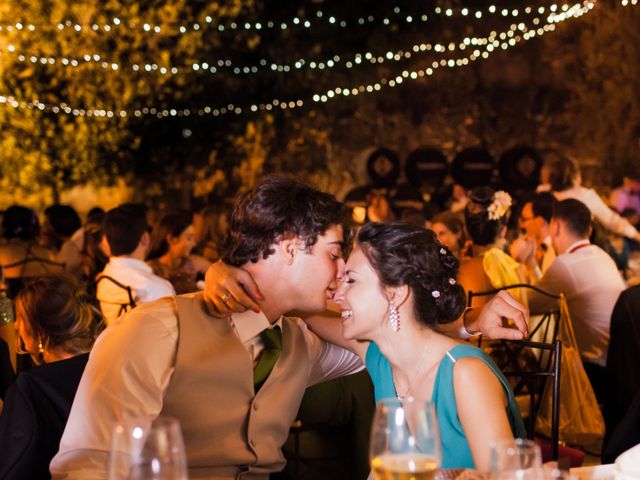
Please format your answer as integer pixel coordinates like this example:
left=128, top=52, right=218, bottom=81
left=389, top=301, right=400, bottom=332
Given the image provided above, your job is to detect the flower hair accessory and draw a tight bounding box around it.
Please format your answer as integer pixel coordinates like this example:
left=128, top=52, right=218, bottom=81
left=487, top=191, right=512, bottom=221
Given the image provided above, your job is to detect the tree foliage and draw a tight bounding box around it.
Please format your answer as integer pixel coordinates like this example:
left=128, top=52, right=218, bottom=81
left=0, top=0, right=253, bottom=205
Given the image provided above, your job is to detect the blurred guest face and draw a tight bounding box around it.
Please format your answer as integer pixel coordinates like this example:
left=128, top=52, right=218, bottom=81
left=170, top=225, right=197, bottom=257
left=519, top=203, right=540, bottom=239
left=432, top=222, right=460, bottom=255
left=334, top=246, right=388, bottom=341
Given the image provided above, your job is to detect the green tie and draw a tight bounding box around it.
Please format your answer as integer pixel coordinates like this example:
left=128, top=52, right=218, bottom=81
left=253, top=326, right=282, bottom=391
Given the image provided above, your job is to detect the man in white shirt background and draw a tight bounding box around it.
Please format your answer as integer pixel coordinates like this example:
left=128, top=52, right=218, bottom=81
left=97, top=203, right=175, bottom=324
left=528, top=198, right=626, bottom=403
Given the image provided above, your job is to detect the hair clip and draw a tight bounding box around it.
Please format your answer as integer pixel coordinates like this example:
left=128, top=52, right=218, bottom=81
left=448, top=278, right=456, bottom=285
left=432, top=290, right=441, bottom=298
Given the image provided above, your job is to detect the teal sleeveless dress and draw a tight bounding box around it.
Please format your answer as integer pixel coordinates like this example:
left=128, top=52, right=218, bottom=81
left=366, top=343, right=526, bottom=469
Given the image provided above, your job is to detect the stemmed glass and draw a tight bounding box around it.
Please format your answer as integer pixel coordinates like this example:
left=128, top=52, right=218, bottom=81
left=107, top=415, right=188, bottom=480
left=370, top=397, right=442, bottom=480
left=490, top=438, right=543, bottom=480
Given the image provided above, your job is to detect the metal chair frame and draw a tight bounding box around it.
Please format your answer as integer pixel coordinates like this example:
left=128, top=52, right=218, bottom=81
left=467, top=284, right=563, bottom=460
left=468, top=283, right=561, bottom=347
left=94, top=274, right=137, bottom=317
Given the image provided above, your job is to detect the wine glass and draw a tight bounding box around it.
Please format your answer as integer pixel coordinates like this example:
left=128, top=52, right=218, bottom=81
left=107, top=415, right=188, bottom=480
left=370, top=397, right=442, bottom=480
left=490, top=438, right=543, bottom=480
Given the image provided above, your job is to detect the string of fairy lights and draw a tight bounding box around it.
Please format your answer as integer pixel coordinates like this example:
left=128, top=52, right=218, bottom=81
left=0, top=3, right=584, bottom=77
left=0, top=0, right=635, bottom=119
left=0, top=3, right=571, bottom=35
left=0, top=30, right=525, bottom=77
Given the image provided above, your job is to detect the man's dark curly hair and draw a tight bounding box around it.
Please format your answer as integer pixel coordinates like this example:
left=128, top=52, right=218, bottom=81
left=221, top=176, right=353, bottom=266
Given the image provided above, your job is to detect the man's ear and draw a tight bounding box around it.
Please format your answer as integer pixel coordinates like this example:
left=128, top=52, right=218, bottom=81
left=279, top=236, right=302, bottom=265
left=385, top=284, right=410, bottom=308
left=140, top=230, right=150, bottom=248
left=100, top=234, right=111, bottom=257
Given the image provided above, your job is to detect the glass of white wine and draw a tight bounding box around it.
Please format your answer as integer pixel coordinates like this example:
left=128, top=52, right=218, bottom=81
left=107, top=415, right=188, bottom=480
left=489, top=438, right=543, bottom=480
left=370, top=397, right=442, bottom=480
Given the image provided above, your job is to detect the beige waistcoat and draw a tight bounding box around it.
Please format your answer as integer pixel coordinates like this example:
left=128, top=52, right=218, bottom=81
left=160, top=294, right=311, bottom=480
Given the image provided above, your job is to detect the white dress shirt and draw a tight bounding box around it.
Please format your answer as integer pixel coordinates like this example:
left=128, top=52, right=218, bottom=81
left=50, top=300, right=363, bottom=479
left=97, top=256, right=175, bottom=324
left=528, top=239, right=626, bottom=366
left=555, top=186, right=640, bottom=240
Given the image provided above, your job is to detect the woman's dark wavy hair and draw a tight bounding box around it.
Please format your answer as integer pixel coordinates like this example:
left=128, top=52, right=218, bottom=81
left=222, top=176, right=353, bottom=266
left=147, top=211, right=193, bottom=260
left=464, top=186, right=504, bottom=246
left=357, top=222, right=466, bottom=326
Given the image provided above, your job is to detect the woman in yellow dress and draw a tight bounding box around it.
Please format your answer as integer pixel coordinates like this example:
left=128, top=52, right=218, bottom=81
left=458, top=187, right=527, bottom=309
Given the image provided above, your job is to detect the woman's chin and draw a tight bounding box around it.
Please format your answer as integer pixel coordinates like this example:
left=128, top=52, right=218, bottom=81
left=341, top=324, right=356, bottom=341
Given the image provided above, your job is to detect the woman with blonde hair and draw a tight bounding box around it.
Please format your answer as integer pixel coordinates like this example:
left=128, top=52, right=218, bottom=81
left=0, top=274, right=104, bottom=479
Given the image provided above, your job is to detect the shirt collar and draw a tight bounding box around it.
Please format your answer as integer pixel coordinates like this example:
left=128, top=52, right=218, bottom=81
left=565, top=239, right=590, bottom=254
left=230, top=309, right=283, bottom=343
left=109, top=256, right=153, bottom=272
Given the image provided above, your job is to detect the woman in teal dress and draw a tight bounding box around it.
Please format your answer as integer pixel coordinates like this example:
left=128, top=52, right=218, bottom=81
left=309, top=222, right=525, bottom=471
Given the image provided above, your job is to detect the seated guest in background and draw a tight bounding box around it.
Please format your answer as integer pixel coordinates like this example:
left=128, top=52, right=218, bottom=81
left=548, top=157, right=640, bottom=243
left=71, top=207, right=105, bottom=276
left=609, top=177, right=640, bottom=216
left=459, top=187, right=528, bottom=308
left=193, top=204, right=229, bottom=262
left=79, top=211, right=109, bottom=300
left=147, top=212, right=210, bottom=294
left=510, top=192, right=557, bottom=280
left=0, top=206, right=61, bottom=367
left=431, top=211, right=466, bottom=259
left=42, top=205, right=83, bottom=277
left=0, top=274, right=104, bottom=479
left=528, top=199, right=626, bottom=403
left=0, top=206, right=60, bottom=284
left=97, top=203, right=174, bottom=324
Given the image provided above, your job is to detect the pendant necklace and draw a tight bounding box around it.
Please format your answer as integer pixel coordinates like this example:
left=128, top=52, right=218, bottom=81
left=393, top=347, right=430, bottom=400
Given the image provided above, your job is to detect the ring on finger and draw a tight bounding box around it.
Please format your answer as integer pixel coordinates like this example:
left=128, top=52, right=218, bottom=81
left=221, top=293, right=231, bottom=303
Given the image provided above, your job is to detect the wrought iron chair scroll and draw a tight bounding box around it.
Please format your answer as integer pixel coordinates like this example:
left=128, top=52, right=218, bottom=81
left=0, top=257, right=66, bottom=298
left=94, top=275, right=137, bottom=318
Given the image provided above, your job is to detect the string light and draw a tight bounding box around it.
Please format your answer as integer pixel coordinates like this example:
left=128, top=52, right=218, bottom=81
left=0, top=4, right=548, bottom=35
left=312, top=1, right=594, bottom=104
left=0, top=1, right=622, bottom=119
left=0, top=30, right=507, bottom=78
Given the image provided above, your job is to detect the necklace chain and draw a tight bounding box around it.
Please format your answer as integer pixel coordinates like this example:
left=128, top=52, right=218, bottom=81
left=393, top=347, right=430, bottom=400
